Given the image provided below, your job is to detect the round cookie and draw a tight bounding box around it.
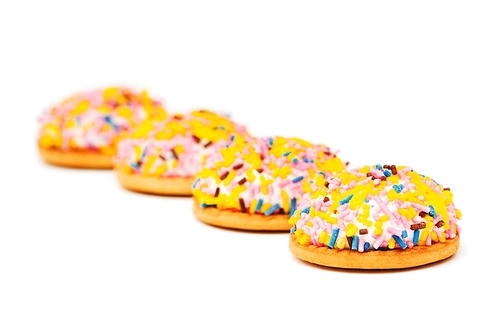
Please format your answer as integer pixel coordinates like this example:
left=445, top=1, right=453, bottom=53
left=37, top=86, right=167, bottom=169
left=288, top=164, right=462, bottom=269
left=114, top=110, right=249, bottom=196
left=192, top=136, right=346, bottom=231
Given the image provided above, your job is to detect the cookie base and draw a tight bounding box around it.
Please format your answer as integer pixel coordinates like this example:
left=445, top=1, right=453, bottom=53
left=38, top=146, right=113, bottom=169
left=115, top=169, right=194, bottom=196
left=289, top=234, right=460, bottom=269
left=193, top=202, right=291, bottom=231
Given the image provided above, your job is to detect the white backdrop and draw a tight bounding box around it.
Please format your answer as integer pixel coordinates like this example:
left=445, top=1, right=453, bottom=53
left=1, top=1, right=498, bottom=331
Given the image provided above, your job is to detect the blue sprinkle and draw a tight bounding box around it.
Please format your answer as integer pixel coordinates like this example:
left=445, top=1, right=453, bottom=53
left=268, top=138, right=274, bottom=146
left=309, top=159, right=314, bottom=163
left=413, top=229, right=420, bottom=245
left=130, top=162, right=139, bottom=169
left=392, top=235, right=407, bottom=249
left=319, top=171, right=325, bottom=177
left=255, top=199, right=263, bottom=212
left=230, top=134, right=235, bottom=141
left=339, top=194, right=354, bottom=205
left=290, top=227, right=296, bottom=234
left=265, top=204, right=280, bottom=216
left=303, top=157, right=308, bottom=162
left=383, top=169, right=391, bottom=177
left=401, top=230, right=408, bottom=239
left=201, top=203, right=208, bottom=208
left=429, top=205, right=437, bottom=218
left=376, top=164, right=382, bottom=170
left=364, top=242, right=370, bottom=251
left=328, top=228, right=340, bottom=249
left=392, top=184, right=402, bottom=193
left=364, top=199, right=369, bottom=203
left=351, top=236, right=359, bottom=251
left=292, top=176, right=304, bottom=183
left=104, top=115, right=118, bottom=129
left=283, top=151, right=291, bottom=157
left=289, top=198, right=296, bottom=217
left=192, top=178, right=200, bottom=188
left=292, top=158, right=298, bottom=164
left=302, top=206, right=311, bottom=214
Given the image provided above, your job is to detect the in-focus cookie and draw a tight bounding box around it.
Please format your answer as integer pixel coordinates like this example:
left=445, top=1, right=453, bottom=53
left=38, top=86, right=167, bottom=169
left=114, top=110, right=249, bottom=196
left=192, top=136, right=346, bottom=231
left=289, top=164, right=462, bottom=269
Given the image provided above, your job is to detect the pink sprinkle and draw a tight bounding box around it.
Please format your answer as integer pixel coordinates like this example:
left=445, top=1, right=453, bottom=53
left=358, top=238, right=365, bottom=252
left=426, top=234, right=432, bottom=246
left=386, top=227, right=399, bottom=235
left=411, top=202, right=430, bottom=213
left=373, top=235, right=385, bottom=249
left=337, top=210, right=350, bottom=219
left=338, top=220, right=346, bottom=231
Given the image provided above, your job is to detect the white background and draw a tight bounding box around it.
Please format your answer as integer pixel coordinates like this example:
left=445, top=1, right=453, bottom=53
left=1, top=1, right=499, bottom=331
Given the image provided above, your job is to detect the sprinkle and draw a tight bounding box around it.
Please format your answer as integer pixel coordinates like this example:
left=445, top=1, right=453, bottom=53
left=237, top=177, right=247, bottom=185
left=413, top=229, right=420, bottom=245
left=346, top=236, right=353, bottom=248
left=359, top=229, right=368, bottom=235
left=392, top=235, right=407, bottom=249
left=435, top=220, right=445, bottom=228
left=339, top=194, right=354, bottom=205
left=170, top=148, right=178, bottom=159
left=392, top=184, right=402, bottom=193
left=290, top=198, right=296, bottom=217
left=429, top=205, right=437, bottom=218
left=255, top=199, right=263, bottom=212
left=265, top=204, right=281, bottom=216
left=401, top=230, right=408, bottom=238
left=239, top=198, right=246, bottom=212
left=219, top=171, right=229, bottom=180
left=283, top=151, right=292, bottom=157
left=364, top=242, right=370, bottom=251
left=214, top=187, right=220, bottom=197
left=302, top=206, right=311, bottom=214
left=328, top=228, right=340, bottom=249
left=292, top=176, right=304, bottom=183
left=383, top=169, right=391, bottom=177
left=351, top=236, right=359, bottom=251
left=233, top=163, right=244, bottom=170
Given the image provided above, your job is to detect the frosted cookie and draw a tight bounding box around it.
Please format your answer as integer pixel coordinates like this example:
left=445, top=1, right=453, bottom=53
left=38, top=86, right=167, bottom=169
left=289, top=164, right=462, bottom=269
left=192, top=136, right=346, bottom=230
left=114, top=110, right=249, bottom=196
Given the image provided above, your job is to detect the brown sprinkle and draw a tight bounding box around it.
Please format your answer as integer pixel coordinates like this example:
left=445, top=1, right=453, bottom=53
left=443, top=187, right=450, bottom=191
left=419, top=211, right=428, bottom=218
left=324, top=181, right=330, bottom=188
left=214, top=187, right=220, bottom=197
left=239, top=198, right=246, bottom=213
left=219, top=171, right=229, bottom=180
left=419, top=222, right=426, bottom=229
left=237, top=177, right=247, bottom=185
left=233, top=164, right=244, bottom=170
left=323, top=197, right=330, bottom=202
left=435, top=220, right=445, bottom=228
left=256, top=168, right=263, bottom=173
left=390, top=165, right=397, bottom=175
left=192, top=135, right=201, bottom=143
left=346, top=236, right=353, bottom=249
left=171, top=149, right=178, bottom=160
left=158, top=155, right=166, bottom=161
left=204, top=141, right=213, bottom=148
left=359, top=229, right=368, bottom=235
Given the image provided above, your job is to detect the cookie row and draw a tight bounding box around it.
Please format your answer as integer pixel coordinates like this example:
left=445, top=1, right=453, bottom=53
left=37, top=86, right=463, bottom=270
